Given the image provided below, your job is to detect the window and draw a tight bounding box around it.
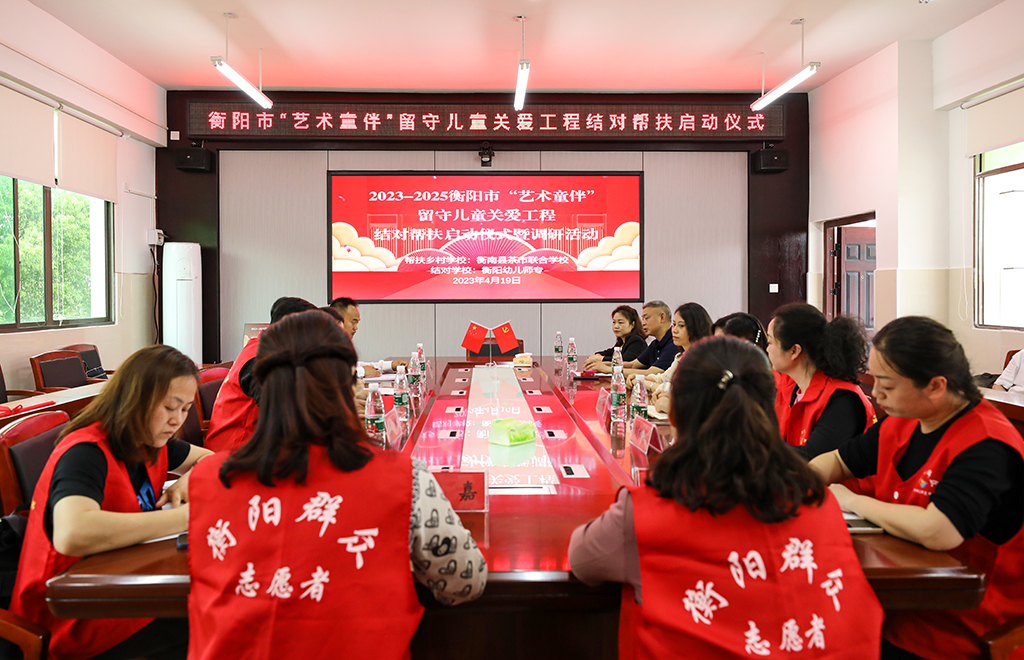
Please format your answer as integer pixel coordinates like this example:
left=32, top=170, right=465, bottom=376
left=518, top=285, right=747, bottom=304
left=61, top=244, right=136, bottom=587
left=0, top=174, right=112, bottom=330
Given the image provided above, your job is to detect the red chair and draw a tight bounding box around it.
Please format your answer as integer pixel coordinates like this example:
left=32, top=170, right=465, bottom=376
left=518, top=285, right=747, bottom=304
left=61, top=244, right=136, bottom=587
left=1005, top=350, right=1020, bottom=370
left=180, top=376, right=226, bottom=447
left=60, top=344, right=113, bottom=380
left=28, top=351, right=103, bottom=393
left=0, top=411, right=70, bottom=517
left=0, top=411, right=66, bottom=658
left=0, top=366, right=42, bottom=406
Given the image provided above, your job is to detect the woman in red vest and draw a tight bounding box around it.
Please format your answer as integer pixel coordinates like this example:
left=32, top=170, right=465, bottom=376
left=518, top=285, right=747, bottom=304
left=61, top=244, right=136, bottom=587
left=812, top=317, right=1024, bottom=660
left=11, top=344, right=213, bottom=660
left=569, top=337, right=882, bottom=659
left=187, top=311, right=487, bottom=660
left=767, top=303, right=875, bottom=459
left=204, top=296, right=316, bottom=453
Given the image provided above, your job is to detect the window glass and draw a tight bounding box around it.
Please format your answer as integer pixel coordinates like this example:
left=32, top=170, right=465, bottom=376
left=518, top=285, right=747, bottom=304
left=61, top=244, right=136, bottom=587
left=17, top=180, right=44, bottom=324
left=977, top=162, right=1024, bottom=328
left=51, top=188, right=107, bottom=321
left=0, top=176, right=13, bottom=324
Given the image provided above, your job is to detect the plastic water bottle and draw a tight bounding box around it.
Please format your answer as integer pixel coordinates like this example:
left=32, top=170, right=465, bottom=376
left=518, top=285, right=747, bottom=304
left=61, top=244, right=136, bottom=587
left=612, top=346, right=623, bottom=370
left=554, top=331, right=564, bottom=363
left=407, top=351, right=422, bottom=416
left=416, top=343, right=428, bottom=392
left=567, top=337, right=578, bottom=373
left=394, top=365, right=411, bottom=426
left=610, top=366, right=627, bottom=457
left=630, top=375, right=649, bottom=421
left=365, top=383, right=387, bottom=448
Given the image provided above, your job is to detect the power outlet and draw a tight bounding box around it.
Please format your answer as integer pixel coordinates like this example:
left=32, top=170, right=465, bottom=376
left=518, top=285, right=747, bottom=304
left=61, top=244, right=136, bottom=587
left=147, top=229, right=166, bottom=246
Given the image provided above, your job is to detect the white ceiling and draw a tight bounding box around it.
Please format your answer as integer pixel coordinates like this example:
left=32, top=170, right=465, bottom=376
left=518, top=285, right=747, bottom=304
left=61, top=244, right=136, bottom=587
left=30, top=0, right=1001, bottom=96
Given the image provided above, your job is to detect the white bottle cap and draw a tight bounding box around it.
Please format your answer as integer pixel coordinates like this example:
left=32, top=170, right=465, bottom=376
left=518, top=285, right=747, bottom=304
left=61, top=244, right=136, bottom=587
left=369, top=382, right=379, bottom=391
left=417, top=343, right=423, bottom=348
left=569, top=337, right=575, bottom=342
left=556, top=331, right=562, bottom=336
left=637, top=374, right=645, bottom=382
left=613, top=366, right=622, bottom=373
left=397, top=364, right=406, bottom=373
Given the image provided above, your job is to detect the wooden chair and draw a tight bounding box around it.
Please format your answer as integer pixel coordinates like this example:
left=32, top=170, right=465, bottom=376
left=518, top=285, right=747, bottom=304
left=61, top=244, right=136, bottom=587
left=1005, top=349, right=1020, bottom=370
left=28, top=351, right=103, bottom=393
left=60, top=344, right=112, bottom=380
left=0, top=609, right=50, bottom=660
left=0, top=366, right=42, bottom=406
left=983, top=615, right=1024, bottom=659
left=0, top=411, right=70, bottom=516
left=857, top=373, right=886, bottom=423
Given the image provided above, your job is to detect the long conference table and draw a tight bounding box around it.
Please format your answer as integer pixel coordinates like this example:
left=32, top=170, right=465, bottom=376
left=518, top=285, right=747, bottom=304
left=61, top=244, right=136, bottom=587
left=45, top=358, right=986, bottom=660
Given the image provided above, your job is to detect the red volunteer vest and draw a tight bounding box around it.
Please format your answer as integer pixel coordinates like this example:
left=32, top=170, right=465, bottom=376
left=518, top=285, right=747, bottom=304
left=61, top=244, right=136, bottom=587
left=869, top=401, right=1024, bottom=660
left=10, top=422, right=169, bottom=660
left=629, top=486, right=882, bottom=659
left=204, top=337, right=260, bottom=453
left=775, top=370, right=875, bottom=447
left=188, top=445, right=423, bottom=660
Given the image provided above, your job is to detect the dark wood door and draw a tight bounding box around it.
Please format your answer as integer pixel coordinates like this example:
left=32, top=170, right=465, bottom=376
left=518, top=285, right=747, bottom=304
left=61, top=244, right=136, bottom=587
left=839, top=226, right=876, bottom=332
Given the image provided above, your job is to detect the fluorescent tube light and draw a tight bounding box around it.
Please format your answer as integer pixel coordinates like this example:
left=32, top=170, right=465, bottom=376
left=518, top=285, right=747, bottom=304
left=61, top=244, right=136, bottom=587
left=211, top=56, right=273, bottom=109
left=514, top=60, right=530, bottom=111
left=750, top=62, right=819, bottom=111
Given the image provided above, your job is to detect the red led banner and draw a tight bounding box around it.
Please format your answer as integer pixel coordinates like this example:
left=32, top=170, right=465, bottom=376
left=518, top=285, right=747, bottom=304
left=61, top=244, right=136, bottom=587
left=189, top=101, right=784, bottom=140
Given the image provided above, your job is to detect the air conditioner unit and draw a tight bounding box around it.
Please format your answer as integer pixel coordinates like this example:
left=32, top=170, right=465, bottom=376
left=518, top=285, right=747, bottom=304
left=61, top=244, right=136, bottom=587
left=162, top=242, right=202, bottom=364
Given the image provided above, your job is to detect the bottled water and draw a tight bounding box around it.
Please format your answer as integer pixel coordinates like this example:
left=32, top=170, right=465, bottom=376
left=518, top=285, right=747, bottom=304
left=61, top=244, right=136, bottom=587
left=612, top=346, right=623, bottom=370
left=554, top=331, right=564, bottom=363
left=394, top=365, right=411, bottom=426
left=416, top=343, right=428, bottom=393
left=567, top=337, right=578, bottom=373
left=610, top=366, right=627, bottom=457
left=630, top=375, right=649, bottom=421
left=364, top=383, right=387, bottom=448
left=407, top=351, right=422, bottom=416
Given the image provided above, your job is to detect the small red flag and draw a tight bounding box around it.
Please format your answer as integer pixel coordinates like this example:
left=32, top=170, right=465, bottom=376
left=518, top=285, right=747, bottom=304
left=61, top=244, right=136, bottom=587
left=461, top=321, right=489, bottom=353
left=494, top=321, right=519, bottom=353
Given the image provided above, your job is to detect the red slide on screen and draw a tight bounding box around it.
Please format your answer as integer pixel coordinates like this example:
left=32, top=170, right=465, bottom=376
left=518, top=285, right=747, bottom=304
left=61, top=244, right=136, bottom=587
left=329, top=173, right=642, bottom=302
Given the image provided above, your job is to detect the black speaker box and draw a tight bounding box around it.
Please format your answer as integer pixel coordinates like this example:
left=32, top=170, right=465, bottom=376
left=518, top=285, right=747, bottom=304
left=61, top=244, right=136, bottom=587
left=174, top=148, right=213, bottom=172
left=752, top=149, right=788, bottom=174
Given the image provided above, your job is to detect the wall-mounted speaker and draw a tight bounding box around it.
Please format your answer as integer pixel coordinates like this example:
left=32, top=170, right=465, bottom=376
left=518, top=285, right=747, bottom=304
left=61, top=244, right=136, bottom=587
left=752, top=149, right=788, bottom=174
left=174, top=148, right=213, bottom=173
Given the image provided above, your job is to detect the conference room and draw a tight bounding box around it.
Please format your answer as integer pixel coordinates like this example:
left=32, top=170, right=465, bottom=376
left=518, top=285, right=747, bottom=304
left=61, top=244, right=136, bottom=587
left=2, top=1, right=1024, bottom=659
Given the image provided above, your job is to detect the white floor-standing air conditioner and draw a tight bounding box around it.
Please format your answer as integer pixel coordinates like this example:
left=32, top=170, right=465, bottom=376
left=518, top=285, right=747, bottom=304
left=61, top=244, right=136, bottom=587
left=162, top=242, right=202, bottom=364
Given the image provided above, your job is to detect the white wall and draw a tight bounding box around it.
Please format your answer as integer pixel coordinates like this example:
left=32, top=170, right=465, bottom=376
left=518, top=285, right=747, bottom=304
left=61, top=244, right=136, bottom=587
left=218, top=150, right=748, bottom=363
left=809, top=0, right=1024, bottom=375
left=0, top=0, right=164, bottom=390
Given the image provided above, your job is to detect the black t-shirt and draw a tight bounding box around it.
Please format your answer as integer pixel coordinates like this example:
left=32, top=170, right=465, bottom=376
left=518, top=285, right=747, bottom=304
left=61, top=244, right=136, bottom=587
left=44, top=439, right=191, bottom=543
left=838, top=404, right=1024, bottom=544
left=792, top=388, right=868, bottom=460
left=238, top=357, right=258, bottom=399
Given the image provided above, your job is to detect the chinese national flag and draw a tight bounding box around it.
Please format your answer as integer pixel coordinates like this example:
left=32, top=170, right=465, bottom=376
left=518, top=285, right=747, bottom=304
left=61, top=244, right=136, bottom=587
left=461, top=322, right=489, bottom=353
left=494, top=321, right=519, bottom=353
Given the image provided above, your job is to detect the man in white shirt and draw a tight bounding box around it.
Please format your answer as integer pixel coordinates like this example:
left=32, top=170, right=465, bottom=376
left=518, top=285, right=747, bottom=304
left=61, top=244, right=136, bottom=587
left=994, top=350, right=1024, bottom=393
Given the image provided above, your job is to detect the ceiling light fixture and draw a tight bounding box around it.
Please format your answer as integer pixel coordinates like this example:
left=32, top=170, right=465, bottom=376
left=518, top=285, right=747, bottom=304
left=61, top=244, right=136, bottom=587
left=211, top=12, right=272, bottom=110
left=514, top=16, right=530, bottom=112
left=751, top=18, right=820, bottom=112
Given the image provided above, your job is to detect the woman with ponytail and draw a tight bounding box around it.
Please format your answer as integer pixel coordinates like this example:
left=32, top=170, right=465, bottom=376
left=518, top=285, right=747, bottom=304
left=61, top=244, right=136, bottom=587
left=186, top=311, right=486, bottom=660
left=569, top=337, right=881, bottom=659
left=767, top=303, right=875, bottom=459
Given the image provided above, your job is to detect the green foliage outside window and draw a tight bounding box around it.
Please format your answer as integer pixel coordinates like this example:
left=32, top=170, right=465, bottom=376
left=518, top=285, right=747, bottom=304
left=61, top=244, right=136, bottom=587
left=0, top=174, right=110, bottom=330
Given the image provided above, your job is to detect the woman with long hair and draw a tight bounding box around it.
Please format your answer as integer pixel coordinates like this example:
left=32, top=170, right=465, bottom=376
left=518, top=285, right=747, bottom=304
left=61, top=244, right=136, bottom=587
left=713, top=312, right=768, bottom=351
left=811, top=316, right=1024, bottom=660
left=186, top=310, right=486, bottom=660
left=768, top=303, right=875, bottom=459
left=646, top=302, right=713, bottom=412
left=12, top=344, right=211, bottom=660
left=569, top=337, right=881, bottom=658
left=583, top=304, right=647, bottom=370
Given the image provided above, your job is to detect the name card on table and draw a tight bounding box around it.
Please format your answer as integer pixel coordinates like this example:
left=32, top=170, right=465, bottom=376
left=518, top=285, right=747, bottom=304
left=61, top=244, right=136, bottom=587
left=430, top=468, right=489, bottom=512
left=384, top=408, right=405, bottom=451
left=630, top=416, right=659, bottom=454
left=595, top=387, right=610, bottom=420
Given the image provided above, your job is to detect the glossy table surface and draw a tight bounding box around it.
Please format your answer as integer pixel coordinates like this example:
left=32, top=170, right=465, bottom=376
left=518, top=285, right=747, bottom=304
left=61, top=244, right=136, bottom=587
left=46, top=358, right=984, bottom=619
